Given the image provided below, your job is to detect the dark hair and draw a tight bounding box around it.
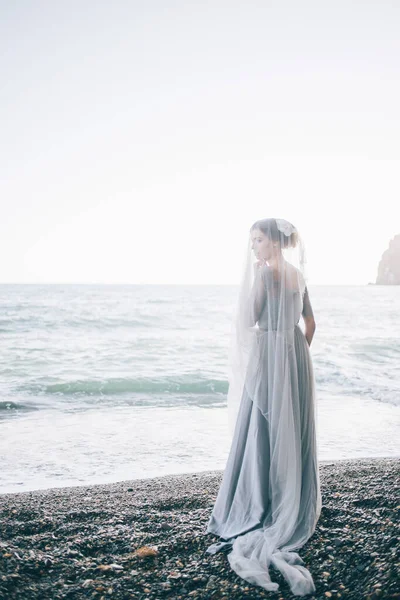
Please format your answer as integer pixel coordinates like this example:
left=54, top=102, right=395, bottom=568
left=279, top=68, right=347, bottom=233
left=250, top=218, right=299, bottom=249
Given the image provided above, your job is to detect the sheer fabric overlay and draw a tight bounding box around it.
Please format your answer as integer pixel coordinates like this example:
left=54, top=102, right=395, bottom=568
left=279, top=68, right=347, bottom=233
left=205, top=219, right=322, bottom=596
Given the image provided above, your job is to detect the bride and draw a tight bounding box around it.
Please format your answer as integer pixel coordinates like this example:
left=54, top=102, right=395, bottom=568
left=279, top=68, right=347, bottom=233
left=204, top=218, right=322, bottom=596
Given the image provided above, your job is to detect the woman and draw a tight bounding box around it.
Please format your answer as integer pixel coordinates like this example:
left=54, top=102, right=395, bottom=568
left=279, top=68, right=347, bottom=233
left=204, top=218, right=322, bottom=596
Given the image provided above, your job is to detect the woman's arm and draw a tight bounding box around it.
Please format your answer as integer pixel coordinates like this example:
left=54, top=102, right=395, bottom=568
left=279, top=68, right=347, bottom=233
left=302, top=287, right=316, bottom=346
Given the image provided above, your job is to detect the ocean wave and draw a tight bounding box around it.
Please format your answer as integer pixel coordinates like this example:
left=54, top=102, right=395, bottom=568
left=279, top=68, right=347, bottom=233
left=19, top=375, right=229, bottom=397
left=0, top=400, right=39, bottom=413
left=0, top=316, right=166, bottom=330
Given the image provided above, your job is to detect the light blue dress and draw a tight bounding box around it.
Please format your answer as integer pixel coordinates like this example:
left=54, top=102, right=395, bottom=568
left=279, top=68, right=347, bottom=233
left=204, top=282, right=322, bottom=596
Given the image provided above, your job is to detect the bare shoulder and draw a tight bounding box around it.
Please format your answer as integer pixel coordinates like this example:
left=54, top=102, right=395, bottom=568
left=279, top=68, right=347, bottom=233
left=285, top=263, right=304, bottom=290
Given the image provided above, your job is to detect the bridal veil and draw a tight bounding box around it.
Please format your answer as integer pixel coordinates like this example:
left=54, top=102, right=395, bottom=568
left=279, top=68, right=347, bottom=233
left=205, top=218, right=322, bottom=597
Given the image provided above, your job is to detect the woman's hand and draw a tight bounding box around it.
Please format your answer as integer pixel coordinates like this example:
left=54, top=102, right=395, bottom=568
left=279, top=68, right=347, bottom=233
left=253, top=258, right=268, bottom=275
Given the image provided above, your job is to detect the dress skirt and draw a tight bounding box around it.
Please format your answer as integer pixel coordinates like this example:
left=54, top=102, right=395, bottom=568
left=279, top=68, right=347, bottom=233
left=204, top=324, right=322, bottom=596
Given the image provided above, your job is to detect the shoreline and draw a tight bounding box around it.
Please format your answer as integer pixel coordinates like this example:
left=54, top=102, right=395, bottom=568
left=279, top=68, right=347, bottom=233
left=2, top=455, right=399, bottom=498
left=0, top=456, right=398, bottom=599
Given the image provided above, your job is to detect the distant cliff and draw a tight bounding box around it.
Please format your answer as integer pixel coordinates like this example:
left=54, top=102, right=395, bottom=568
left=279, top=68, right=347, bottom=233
left=376, top=234, right=400, bottom=285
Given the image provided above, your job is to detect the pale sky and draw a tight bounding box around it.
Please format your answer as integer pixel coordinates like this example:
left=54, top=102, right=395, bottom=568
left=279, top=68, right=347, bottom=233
left=1, top=1, right=399, bottom=285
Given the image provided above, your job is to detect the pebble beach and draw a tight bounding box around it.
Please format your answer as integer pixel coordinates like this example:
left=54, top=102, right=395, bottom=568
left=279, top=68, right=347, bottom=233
left=0, top=457, right=399, bottom=600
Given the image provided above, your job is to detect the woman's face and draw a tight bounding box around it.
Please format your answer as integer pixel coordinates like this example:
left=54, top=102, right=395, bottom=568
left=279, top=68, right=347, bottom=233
left=251, top=228, right=275, bottom=261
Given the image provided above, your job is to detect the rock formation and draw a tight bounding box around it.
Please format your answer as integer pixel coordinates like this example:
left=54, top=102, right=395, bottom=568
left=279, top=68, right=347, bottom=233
left=376, top=234, right=400, bottom=284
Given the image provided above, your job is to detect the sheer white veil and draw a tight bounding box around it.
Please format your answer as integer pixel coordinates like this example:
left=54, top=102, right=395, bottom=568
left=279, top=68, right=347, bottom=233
left=218, top=217, right=321, bottom=596
left=227, top=217, right=307, bottom=436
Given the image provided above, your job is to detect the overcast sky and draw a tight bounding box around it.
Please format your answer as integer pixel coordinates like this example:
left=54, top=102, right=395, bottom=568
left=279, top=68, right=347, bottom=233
left=1, top=0, right=399, bottom=285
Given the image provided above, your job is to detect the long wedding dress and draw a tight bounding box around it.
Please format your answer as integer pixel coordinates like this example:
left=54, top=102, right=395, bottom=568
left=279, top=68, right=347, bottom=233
left=204, top=220, right=322, bottom=596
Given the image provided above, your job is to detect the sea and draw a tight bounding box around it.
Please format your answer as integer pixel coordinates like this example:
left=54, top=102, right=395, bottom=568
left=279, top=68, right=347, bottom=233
left=0, top=284, right=399, bottom=494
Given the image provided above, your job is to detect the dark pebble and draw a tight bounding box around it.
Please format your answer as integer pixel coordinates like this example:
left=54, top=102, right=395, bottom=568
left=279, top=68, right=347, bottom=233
left=0, top=456, right=398, bottom=600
